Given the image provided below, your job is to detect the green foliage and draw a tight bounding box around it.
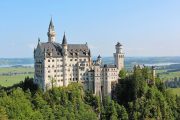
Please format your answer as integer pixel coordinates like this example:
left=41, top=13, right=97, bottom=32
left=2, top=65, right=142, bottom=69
left=166, top=88, right=180, bottom=96
left=115, top=66, right=180, bottom=120
left=101, top=96, right=128, bottom=120
left=0, top=79, right=98, bottom=120
left=119, top=69, right=127, bottom=79
left=0, top=68, right=180, bottom=120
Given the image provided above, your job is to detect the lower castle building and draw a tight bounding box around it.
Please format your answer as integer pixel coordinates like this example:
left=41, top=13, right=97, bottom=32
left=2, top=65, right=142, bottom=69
left=34, top=19, right=124, bottom=97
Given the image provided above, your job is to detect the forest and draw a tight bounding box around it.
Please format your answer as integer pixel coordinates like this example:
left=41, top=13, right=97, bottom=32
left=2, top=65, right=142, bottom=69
left=0, top=66, right=180, bottom=120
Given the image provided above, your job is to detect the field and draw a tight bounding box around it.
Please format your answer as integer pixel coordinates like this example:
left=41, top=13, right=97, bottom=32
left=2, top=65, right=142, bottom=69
left=0, top=67, right=34, bottom=87
left=166, top=88, right=180, bottom=96
left=0, top=67, right=34, bottom=73
left=156, top=70, right=180, bottom=81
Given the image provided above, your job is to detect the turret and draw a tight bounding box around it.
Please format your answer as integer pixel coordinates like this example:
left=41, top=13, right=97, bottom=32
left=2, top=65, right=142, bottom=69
left=47, top=18, right=56, bottom=42
left=114, top=42, right=124, bottom=72
left=62, top=32, right=68, bottom=55
left=97, top=55, right=102, bottom=65
left=116, top=42, right=123, bottom=53
left=62, top=32, right=68, bottom=86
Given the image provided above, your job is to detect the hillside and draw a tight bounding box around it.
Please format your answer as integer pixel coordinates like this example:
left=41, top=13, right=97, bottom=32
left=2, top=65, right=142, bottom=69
left=0, top=67, right=180, bottom=120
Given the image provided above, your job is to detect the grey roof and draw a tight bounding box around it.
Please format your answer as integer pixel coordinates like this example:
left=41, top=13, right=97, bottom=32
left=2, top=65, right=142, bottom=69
left=67, top=44, right=89, bottom=57
left=36, top=42, right=90, bottom=57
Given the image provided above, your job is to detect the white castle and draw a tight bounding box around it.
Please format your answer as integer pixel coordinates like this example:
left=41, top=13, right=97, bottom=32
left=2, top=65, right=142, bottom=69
left=34, top=19, right=124, bottom=97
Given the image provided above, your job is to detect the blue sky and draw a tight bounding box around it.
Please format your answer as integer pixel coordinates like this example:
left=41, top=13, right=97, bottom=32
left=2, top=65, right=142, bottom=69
left=0, top=0, right=180, bottom=58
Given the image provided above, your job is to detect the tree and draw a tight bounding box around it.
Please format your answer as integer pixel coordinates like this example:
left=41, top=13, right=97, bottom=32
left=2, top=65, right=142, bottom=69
left=119, top=69, right=127, bottom=79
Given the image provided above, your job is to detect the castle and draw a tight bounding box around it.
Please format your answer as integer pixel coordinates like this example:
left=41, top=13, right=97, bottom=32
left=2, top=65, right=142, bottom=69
left=34, top=19, right=124, bottom=97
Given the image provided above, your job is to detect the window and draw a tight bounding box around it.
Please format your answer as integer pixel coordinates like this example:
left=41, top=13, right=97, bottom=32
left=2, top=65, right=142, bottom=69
left=48, top=59, right=50, bottom=62
left=52, top=59, right=54, bottom=62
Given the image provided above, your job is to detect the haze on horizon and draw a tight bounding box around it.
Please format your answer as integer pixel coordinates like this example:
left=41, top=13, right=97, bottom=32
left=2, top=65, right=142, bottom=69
left=0, top=0, right=180, bottom=58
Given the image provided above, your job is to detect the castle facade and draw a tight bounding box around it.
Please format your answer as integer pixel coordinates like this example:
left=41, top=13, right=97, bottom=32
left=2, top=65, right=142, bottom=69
left=34, top=19, right=124, bottom=97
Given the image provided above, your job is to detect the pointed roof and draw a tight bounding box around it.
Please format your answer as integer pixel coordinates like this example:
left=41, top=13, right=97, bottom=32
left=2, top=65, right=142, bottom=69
left=38, top=37, right=40, bottom=43
left=38, top=37, right=41, bottom=46
left=98, top=55, right=101, bottom=59
left=62, top=32, right=67, bottom=45
left=48, top=17, right=54, bottom=31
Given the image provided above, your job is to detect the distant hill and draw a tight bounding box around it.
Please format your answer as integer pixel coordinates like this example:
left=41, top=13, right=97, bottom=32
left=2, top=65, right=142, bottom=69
left=0, top=58, right=33, bottom=67
left=1, top=56, right=180, bottom=69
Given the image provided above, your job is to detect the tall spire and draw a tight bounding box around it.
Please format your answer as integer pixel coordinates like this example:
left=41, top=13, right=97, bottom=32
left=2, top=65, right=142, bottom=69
left=48, top=17, right=54, bottom=31
left=47, top=18, right=56, bottom=42
left=62, top=32, right=67, bottom=45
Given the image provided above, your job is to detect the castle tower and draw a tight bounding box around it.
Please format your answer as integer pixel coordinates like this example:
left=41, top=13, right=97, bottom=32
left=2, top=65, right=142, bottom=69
left=94, top=65, right=101, bottom=96
left=62, top=33, right=68, bottom=86
left=114, top=42, right=124, bottom=72
left=47, top=18, right=56, bottom=42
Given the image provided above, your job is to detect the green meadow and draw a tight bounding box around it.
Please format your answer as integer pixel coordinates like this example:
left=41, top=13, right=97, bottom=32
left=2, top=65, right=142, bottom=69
left=0, top=67, right=34, bottom=73
left=0, top=67, right=34, bottom=87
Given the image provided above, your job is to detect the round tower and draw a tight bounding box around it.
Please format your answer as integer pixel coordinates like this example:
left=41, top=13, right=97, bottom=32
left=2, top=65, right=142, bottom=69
left=114, top=42, right=124, bottom=72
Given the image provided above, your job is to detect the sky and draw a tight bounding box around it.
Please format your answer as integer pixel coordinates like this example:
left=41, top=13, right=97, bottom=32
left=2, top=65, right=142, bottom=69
left=0, top=0, right=180, bottom=58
